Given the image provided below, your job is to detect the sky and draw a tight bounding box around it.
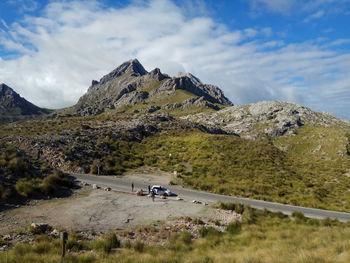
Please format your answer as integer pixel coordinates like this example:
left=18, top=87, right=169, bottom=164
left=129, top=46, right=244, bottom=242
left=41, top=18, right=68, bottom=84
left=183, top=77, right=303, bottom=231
left=0, top=0, right=350, bottom=119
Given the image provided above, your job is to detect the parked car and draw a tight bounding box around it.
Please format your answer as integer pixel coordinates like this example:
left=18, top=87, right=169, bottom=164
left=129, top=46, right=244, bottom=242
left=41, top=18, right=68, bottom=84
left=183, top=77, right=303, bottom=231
left=151, top=185, right=176, bottom=196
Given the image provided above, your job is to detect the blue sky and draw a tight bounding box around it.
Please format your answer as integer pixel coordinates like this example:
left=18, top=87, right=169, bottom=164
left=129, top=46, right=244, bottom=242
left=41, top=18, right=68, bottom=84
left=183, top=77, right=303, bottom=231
left=0, top=0, right=350, bottom=119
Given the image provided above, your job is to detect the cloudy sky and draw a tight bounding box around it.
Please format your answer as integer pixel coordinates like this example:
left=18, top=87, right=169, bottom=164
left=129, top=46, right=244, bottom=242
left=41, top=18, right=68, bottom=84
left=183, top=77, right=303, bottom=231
left=0, top=0, right=350, bottom=119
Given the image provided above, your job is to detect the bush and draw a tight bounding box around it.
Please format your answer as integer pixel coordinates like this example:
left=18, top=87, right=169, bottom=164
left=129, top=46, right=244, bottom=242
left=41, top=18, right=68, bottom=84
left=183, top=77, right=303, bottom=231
left=199, top=226, right=221, bottom=238
left=216, top=202, right=236, bottom=211
left=92, top=233, right=120, bottom=254
left=122, top=239, right=132, bottom=249
left=322, top=217, right=340, bottom=226
left=16, top=179, right=41, bottom=197
left=226, top=220, right=241, bottom=235
left=41, top=170, right=73, bottom=195
left=0, top=238, right=7, bottom=246
left=242, top=206, right=256, bottom=224
left=105, top=232, right=120, bottom=249
left=307, top=218, right=321, bottom=226
left=192, top=218, right=205, bottom=225
left=235, top=203, right=245, bottom=214
left=291, top=211, right=307, bottom=222
left=180, top=231, right=192, bottom=245
left=215, top=202, right=245, bottom=214
left=0, top=183, right=12, bottom=202
left=133, top=240, right=144, bottom=253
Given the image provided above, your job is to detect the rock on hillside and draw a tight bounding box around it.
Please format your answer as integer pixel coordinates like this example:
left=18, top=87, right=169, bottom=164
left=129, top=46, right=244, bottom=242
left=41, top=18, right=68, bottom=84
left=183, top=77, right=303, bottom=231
left=74, top=59, right=232, bottom=116
left=0, top=83, right=48, bottom=124
left=182, top=101, right=350, bottom=139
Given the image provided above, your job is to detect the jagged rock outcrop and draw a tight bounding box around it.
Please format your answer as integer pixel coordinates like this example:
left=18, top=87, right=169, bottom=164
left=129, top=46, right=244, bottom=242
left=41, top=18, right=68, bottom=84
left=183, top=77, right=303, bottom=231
left=0, top=83, right=47, bottom=124
left=74, top=59, right=232, bottom=116
left=182, top=101, right=350, bottom=139
left=149, top=72, right=232, bottom=106
left=161, top=97, right=220, bottom=111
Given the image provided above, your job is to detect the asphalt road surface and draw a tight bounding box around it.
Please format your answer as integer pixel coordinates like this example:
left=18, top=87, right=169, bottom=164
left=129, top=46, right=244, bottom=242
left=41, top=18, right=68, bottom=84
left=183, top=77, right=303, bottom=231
left=72, top=174, right=350, bottom=222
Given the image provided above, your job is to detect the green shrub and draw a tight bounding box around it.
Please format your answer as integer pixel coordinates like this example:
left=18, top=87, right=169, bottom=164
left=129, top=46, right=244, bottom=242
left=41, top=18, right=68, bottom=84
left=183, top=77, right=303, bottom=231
left=40, top=170, right=73, bottom=195
left=122, top=239, right=132, bottom=249
left=291, top=211, right=307, bottom=222
left=322, top=217, right=340, bottom=226
left=226, top=220, right=241, bottom=235
left=105, top=232, right=120, bottom=249
left=28, top=225, right=42, bottom=235
left=0, top=183, right=12, bottom=202
left=199, top=226, right=221, bottom=238
left=180, top=231, right=192, bottom=245
left=307, top=218, right=320, bottom=226
left=16, top=179, right=41, bottom=197
left=216, top=202, right=236, bottom=211
left=92, top=233, right=119, bottom=254
left=192, top=218, right=204, bottom=225
left=32, top=241, right=52, bottom=254
left=133, top=240, right=144, bottom=253
left=8, top=156, right=28, bottom=174
left=0, top=238, right=7, bottom=246
left=242, top=206, right=256, bottom=224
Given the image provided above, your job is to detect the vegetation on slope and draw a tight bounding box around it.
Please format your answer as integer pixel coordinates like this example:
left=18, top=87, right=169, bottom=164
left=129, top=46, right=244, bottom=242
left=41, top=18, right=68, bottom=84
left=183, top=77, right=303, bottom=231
left=1, top=113, right=349, bottom=211
left=1, top=206, right=350, bottom=263
left=0, top=144, right=74, bottom=204
left=132, top=129, right=350, bottom=211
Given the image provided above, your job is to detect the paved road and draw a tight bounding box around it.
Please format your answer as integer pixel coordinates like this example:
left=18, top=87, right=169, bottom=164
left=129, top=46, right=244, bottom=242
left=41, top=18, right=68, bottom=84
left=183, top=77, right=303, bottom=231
left=72, top=174, right=350, bottom=222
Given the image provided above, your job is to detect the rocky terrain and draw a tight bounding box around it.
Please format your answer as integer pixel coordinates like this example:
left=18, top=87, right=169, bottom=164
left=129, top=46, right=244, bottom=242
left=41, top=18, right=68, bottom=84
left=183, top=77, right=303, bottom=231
left=182, top=101, right=350, bottom=139
left=1, top=58, right=350, bottom=212
left=0, top=83, right=49, bottom=124
left=74, top=59, right=232, bottom=116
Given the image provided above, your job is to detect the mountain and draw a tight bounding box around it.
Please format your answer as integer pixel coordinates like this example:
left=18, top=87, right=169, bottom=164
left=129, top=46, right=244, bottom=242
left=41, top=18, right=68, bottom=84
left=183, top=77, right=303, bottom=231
left=0, top=83, right=48, bottom=124
left=182, top=101, right=350, bottom=139
left=74, top=59, right=232, bottom=116
left=1, top=59, right=350, bottom=212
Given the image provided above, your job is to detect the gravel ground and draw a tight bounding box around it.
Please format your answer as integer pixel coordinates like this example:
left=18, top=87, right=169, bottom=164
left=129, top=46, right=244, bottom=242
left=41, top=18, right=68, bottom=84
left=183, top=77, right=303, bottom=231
left=0, top=187, right=214, bottom=234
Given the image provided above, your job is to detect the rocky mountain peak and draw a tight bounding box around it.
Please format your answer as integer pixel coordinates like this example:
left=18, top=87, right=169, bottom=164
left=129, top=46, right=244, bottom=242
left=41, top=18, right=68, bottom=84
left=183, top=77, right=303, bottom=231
left=176, top=72, right=202, bottom=86
left=0, top=83, right=16, bottom=95
left=74, top=59, right=233, bottom=116
left=98, top=58, right=148, bottom=85
left=147, top=68, right=169, bottom=81
left=0, top=83, right=47, bottom=124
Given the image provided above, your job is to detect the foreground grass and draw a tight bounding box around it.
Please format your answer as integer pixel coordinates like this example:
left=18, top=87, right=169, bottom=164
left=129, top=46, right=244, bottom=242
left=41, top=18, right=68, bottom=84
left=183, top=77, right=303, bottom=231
left=1, top=208, right=350, bottom=263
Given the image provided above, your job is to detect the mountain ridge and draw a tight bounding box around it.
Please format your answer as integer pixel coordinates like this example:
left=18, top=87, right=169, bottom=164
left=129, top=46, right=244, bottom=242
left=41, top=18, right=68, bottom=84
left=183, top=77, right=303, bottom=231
left=0, top=83, right=48, bottom=124
left=74, top=59, right=232, bottom=116
left=182, top=100, right=350, bottom=139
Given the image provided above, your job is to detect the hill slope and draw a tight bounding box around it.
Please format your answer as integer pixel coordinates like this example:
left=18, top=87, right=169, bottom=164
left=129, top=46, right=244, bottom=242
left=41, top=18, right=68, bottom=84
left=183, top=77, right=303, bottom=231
left=1, top=59, right=350, bottom=212
left=0, top=83, right=49, bottom=124
left=182, top=101, right=350, bottom=139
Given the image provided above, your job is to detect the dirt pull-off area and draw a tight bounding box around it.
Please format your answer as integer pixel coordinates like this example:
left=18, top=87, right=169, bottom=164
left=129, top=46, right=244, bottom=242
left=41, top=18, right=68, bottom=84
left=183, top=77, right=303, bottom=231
left=0, top=187, right=213, bottom=234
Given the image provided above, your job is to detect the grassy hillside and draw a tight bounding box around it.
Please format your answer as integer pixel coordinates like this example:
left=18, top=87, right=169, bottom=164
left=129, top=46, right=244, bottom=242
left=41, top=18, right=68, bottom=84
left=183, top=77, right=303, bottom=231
left=1, top=113, right=349, bottom=211
left=133, top=129, right=350, bottom=211
left=0, top=144, right=74, bottom=204
left=1, top=207, right=350, bottom=263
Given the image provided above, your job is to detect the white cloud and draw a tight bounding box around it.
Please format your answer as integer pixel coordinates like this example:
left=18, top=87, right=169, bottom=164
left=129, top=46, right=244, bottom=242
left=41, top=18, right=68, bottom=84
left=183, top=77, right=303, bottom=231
left=303, top=10, right=325, bottom=22
left=6, top=0, right=38, bottom=12
left=250, top=0, right=350, bottom=20
left=0, top=0, right=349, bottom=118
left=250, top=0, right=296, bottom=15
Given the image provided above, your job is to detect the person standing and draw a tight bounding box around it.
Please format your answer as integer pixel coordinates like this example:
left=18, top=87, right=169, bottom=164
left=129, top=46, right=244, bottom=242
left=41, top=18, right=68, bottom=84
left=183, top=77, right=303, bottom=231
left=151, top=190, right=155, bottom=202
left=131, top=182, right=134, bottom=192
left=148, top=185, right=151, bottom=193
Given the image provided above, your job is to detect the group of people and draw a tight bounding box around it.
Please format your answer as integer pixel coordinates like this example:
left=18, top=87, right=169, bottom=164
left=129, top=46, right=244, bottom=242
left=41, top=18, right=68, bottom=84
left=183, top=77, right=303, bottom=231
left=131, top=182, right=155, bottom=201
